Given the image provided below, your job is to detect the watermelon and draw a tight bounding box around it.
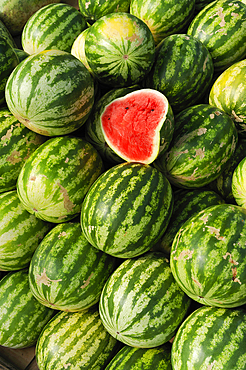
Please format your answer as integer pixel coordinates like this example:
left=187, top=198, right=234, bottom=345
left=99, top=251, right=191, bottom=348
left=81, top=162, right=173, bottom=259
left=187, top=0, right=246, bottom=72
left=78, top=0, right=131, bottom=24
left=36, top=306, right=120, bottom=370
left=209, top=137, right=246, bottom=203
left=28, top=221, right=117, bottom=312
left=84, top=12, right=156, bottom=87
left=0, top=190, right=52, bottom=271
left=71, top=27, right=93, bottom=73
left=153, top=188, right=224, bottom=255
left=0, top=107, right=45, bottom=193
left=171, top=306, right=246, bottom=369
left=0, top=0, right=61, bottom=36
left=209, top=59, right=246, bottom=135
left=130, top=0, right=196, bottom=45
left=16, top=135, right=104, bottom=223
left=154, top=104, right=238, bottom=189
left=145, top=33, right=214, bottom=113
left=0, top=36, right=19, bottom=106
left=0, top=269, right=54, bottom=348
left=21, top=3, right=87, bottom=55
left=170, top=203, right=246, bottom=308
left=105, top=343, right=172, bottom=370
left=232, top=155, right=246, bottom=208
left=84, top=85, right=140, bottom=165
left=100, top=88, right=174, bottom=164
left=5, top=49, right=94, bottom=136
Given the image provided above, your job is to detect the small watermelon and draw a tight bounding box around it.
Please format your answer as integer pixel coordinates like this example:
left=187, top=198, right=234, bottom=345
left=100, top=88, right=174, bottom=164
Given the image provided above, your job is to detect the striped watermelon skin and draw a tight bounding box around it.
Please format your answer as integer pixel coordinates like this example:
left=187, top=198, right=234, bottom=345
left=17, top=135, right=104, bottom=223
left=78, top=0, right=131, bottom=23
left=0, top=19, right=17, bottom=48
left=171, top=306, right=246, bottom=370
left=0, top=107, right=45, bottom=193
left=21, top=3, right=87, bottom=55
left=81, top=162, right=173, bottom=258
left=5, top=49, right=94, bottom=136
left=71, top=28, right=93, bottom=73
left=36, top=306, right=120, bottom=370
left=0, top=269, right=54, bottom=348
left=187, top=0, right=246, bottom=72
left=145, top=34, right=214, bottom=113
left=153, top=188, right=224, bottom=255
left=0, top=37, right=19, bottom=105
left=130, top=0, right=195, bottom=45
left=0, top=190, right=52, bottom=271
left=232, top=155, right=246, bottom=208
left=209, top=59, right=246, bottom=135
left=85, top=85, right=140, bottom=164
left=209, top=138, right=246, bottom=203
left=28, top=222, right=117, bottom=312
left=154, top=104, right=238, bottom=189
left=170, top=203, right=246, bottom=308
left=99, top=252, right=191, bottom=348
left=84, top=12, right=155, bottom=87
left=105, top=343, right=172, bottom=370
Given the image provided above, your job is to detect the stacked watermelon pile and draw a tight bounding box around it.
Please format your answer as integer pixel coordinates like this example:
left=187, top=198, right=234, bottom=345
left=1, top=0, right=246, bottom=369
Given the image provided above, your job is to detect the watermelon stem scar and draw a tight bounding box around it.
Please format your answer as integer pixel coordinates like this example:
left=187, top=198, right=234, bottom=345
left=100, top=88, right=172, bottom=164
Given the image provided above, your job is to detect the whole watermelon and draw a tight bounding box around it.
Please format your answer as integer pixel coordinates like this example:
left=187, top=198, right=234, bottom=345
left=81, top=162, right=173, bottom=258
left=170, top=203, right=246, bottom=308
left=5, top=49, right=94, bottom=136
left=84, top=12, right=155, bottom=87
left=36, top=306, right=120, bottom=370
left=99, top=251, right=191, bottom=348
left=17, top=136, right=104, bottom=223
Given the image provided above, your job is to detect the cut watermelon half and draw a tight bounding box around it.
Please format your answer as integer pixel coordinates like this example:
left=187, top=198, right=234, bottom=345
left=100, top=88, right=174, bottom=164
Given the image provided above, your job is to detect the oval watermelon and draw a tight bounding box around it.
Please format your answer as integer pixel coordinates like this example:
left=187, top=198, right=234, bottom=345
left=81, top=162, right=173, bottom=258
left=17, top=135, right=104, bottom=223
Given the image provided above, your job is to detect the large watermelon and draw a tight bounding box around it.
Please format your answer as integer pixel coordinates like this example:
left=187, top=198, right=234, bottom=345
left=100, top=88, right=174, bottom=164
left=130, top=0, right=196, bottom=45
left=0, top=190, right=52, bottom=271
left=145, top=33, right=214, bottom=113
left=171, top=306, right=246, bottom=369
left=170, top=203, right=246, bottom=308
left=187, top=0, right=246, bottom=72
left=99, top=251, right=191, bottom=348
left=17, top=135, right=104, bottom=223
left=21, top=3, right=87, bottom=54
left=36, top=306, right=120, bottom=370
left=105, top=343, right=172, bottom=370
left=5, top=49, right=94, bottom=136
left=209, top=59, right=246, bottom=135
left=81, top=162, right=173, bottom=258
left=154, top=104, right=238, bottom=189
left=28, top=221, right=116, bottom=312
left=84, top=12, right=155, bottom=87
left=0, top=269, right=54, bottom=348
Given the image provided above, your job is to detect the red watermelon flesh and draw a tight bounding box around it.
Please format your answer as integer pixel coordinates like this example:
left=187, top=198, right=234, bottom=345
left=100, top=89, right=169, bottom=164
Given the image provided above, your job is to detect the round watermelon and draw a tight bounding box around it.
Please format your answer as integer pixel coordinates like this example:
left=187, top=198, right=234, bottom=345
left=21, top=3, right=87, bottom=54
left=99, top=251, right=191, bottom=348
left=171, top=305, right=246, bottom=369
left=84, top=12, right=155, bottom=87
left=36, top=306, right=120, bottom=370
left=81, top=162, right=173, bottom=258
left=17, top=135, right=104, bottom=223
left=28, top=221, right=116, bottom=312
left=170, top=203, right=246, bottom=308
left=5, top=49, right=94, bottom=136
